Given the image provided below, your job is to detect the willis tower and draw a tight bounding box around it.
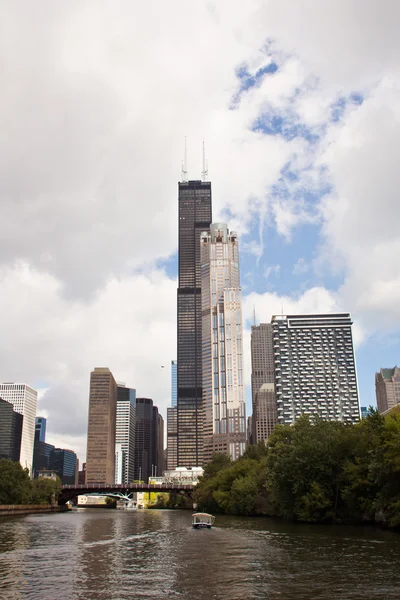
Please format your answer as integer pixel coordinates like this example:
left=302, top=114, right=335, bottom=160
left=177, top=149, right=212, bottom=467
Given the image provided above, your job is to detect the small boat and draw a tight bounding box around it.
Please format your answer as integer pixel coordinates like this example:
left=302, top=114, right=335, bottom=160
left=192, top=512, right=215, bottom=529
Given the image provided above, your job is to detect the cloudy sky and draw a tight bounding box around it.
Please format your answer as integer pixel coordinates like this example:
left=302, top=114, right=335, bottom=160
left=1, top=0, right=400, bottom=461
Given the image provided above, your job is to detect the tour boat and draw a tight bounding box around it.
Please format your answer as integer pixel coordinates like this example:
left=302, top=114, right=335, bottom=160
left=192, top=513, right=215, bottom=529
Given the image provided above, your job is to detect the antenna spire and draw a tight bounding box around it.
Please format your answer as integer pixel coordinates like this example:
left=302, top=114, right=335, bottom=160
left=253, top=305, right=256, bottom=326
left=181, top=137, right=188, bottom=182
left=201, top=139, right=208, bottom=182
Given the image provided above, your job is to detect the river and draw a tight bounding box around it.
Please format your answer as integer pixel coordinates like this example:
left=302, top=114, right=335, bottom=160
left=0, top=509, right=399, bottom=599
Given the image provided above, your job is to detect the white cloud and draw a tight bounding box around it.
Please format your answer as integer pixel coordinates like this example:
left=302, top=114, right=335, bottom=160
left=292, top=257, right=308, bottom=275
left=2, top=0, right=400, bottom=459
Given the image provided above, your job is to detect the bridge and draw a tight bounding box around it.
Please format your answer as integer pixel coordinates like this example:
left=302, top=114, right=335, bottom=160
left=59, top=483, right=195, bottom=504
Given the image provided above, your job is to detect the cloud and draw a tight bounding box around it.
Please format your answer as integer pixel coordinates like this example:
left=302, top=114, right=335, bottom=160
left=292, top=258, right=308, bottom=275
left=2, top=0, right=400, bottom=459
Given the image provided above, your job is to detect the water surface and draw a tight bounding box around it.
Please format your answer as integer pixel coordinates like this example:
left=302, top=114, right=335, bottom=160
left=0, top=509, right=399, bottom=599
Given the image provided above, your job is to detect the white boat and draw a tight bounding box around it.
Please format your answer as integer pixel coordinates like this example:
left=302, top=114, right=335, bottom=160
left=192, top=512, right=215, bottom=529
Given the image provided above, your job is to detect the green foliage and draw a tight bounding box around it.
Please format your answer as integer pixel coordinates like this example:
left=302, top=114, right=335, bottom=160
left=0, top=459, right=32, bottom=504
left=30, top=477, right=62, bottom=505
left=194, top=410, right=400, bottom=528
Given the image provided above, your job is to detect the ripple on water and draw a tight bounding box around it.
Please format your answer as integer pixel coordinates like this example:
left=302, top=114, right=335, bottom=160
left=0, top=511, right=400, bottom=600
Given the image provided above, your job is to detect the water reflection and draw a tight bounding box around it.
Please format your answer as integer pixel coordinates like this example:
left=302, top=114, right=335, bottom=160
left=0, top=510, right=399, bottom=600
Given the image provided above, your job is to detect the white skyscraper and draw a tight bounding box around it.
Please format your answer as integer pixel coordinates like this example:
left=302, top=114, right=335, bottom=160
left=0, top=383, right=38, bottom=474
left=200, top=223, right=246, bottom=463
left=115, top=383, right=136, bottom=484
left=272, top=314, right=360, bottom=423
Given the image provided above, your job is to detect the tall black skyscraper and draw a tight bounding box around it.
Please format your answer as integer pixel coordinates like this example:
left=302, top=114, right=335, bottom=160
left=177, top=180, right=212, bottom=466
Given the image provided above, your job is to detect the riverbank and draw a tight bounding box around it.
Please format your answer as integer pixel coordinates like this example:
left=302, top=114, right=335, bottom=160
left=0, top=504, right=67, bottom=517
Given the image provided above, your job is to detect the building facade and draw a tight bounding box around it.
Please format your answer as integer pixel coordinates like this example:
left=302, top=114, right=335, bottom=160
left=115, top=384, right=136, bottom=484
left=0, top=383, right=38, bottom=473
left=0, top=398, right=23, bottom=462
left=272, top=314, right=360, bottom=424
left=200, top=223, right=246, bottom=462
left=35, top=417, right=47, bottom=443
left=166, top=407, right=177, bottom=470
left=250, top=323, right=277, bottom=444
left=135, top=398, right=154, bottom=482
left=177, top=180, right=212, bottom=467
left=32, top=440, right=54, bottom=477
left=171, top=360, right=177, bottom=408
left=52, top=448, right=77, bottom=485
left=375, top=367, right=400, bottom=413
left=86, top=368, right=117, bottom=484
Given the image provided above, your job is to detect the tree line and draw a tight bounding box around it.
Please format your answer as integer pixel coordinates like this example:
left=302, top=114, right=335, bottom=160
left=194, top=408, right=400, bottom=528
left=0, top=459, right=61, bottom=505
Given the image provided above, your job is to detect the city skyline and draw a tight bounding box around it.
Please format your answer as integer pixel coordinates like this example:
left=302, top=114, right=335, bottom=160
left=1, top=3, right=400, bottom=462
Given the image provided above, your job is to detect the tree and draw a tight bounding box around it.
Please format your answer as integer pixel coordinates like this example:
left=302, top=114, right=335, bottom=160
left=30, top=476, right=62, bottom=505
left=0, top=459, right=32, bottom=505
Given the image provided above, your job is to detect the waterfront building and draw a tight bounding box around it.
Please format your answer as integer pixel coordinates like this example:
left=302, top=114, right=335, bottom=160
left=32, top=440, right=55, bottom=477
left=156, top=411, right=165, bottom=475
left=0, top=383, right=38, bottom=473
left=171, top=360, right=177, bottom=408
left=115, top=443, right=123, bottom=484
left=163, top=466, right=203, bottom=484
left=78, top=462, right=86, bottom=484
left=0, top=397, right=23, bottom=462
left=135, top=398, right=154, bottom=482
left=375, top=367, right=400, bottom=414
left=115, top=383, right=136, bottom=484
left=52, top=448, right=77, bottom=485
left=200, top=223, right=246, bottom=462
left=272, top=314, right=360, bottom=424
left=177, top=179, right=212, bottom=467
left=86, top=368, right=117, bottom=484
left=35, top=417, right=47, bottom=443
left=166, top=407, right=177, bottom=470
left=250, top=323, right=277, bottom=444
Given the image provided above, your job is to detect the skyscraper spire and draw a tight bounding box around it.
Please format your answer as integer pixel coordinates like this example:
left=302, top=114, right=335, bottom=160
left=181, top=137, right=188, bottom=182
left=201, top=139, right=208, bottom=182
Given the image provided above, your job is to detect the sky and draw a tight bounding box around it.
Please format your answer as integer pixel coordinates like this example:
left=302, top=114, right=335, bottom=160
left=1, top=0, right=400, bottom=462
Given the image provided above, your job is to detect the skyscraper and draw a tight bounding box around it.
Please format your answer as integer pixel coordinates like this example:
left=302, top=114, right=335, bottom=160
left=35, top=417, right=47, bottom=443
left=200, top=223, right=246, bottom=462
left=272, top=314, right=360, bottom=423
left=166, top=406, right=177, bottom=470
left=250, top=323, right=277, bottom=444
left=86, top=368, right=117, bottom=484
left=171, top=360, right=177, bottom=408
left=135, top=398, right=154, bottom=482
left=0, top=383, right=38, bottom=473
left=177, top=179, right=212, bottom=467
left=0, top=398, right=23, bottom=462
left=115, top=383, right=136, bottom=484
left=52, top=448, right=77, bottom=485
left=375, top=367, right=400, bottom=413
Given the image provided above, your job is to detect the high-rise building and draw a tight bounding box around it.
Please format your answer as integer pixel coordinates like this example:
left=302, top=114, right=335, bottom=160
left=177, top=179, right=212, bottom=467
left=375, top=367, right=400, bottom=414
left=115, top=384, right=136, bottom=484
left=157, top=411, right=165, bottom=475
left=0, top=397, right=23, bottom=462
left=32, top=440, right=54, bottom=477
left=272, top=314, right=360, bottom=424
left=135, top=398, right=154, bottom=482
left=115, top=443, right=123, bottom=484
left=250, top=323, right=277, bottom=444
left=200, top=223, right=246, bottom=462
left=78, top=462, right=86, bottom=485
left=35, top=417, right=47, bottom=443
left=86, top=368, right=117, bottom=484
left=166, top=407, right=177, bottom=470
left=171, top=360, right=177, bottom=408
left=52, top=448, right=77, bottom=485
left=0, top=383, right=38, bottom=473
